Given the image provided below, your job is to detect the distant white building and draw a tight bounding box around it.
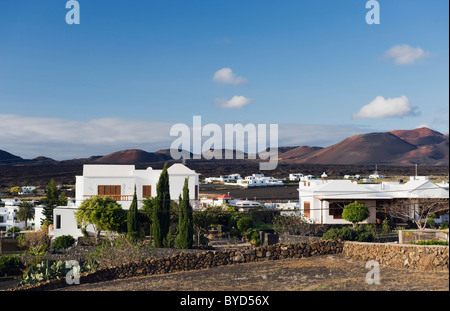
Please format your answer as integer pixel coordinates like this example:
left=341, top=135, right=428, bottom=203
left=204, top=174, right=242, bottom=184
left=369, top=173, right=384, bottom=179
left=200, top=194, right=234, bottom=209
left=20, top=186, right=36, bottom=195
left=237, top=174, right=284, bottom=187
left=234, top=200, right=260, bottom=211
left=52, top=164, right=199, bottom=238
left=289, top=173, right=303, bottom=181
left=369, top=165, right=384, bottom=179
left=299, top=174, right=449, bottom=225
left=265, top=201, right=300, bottom=216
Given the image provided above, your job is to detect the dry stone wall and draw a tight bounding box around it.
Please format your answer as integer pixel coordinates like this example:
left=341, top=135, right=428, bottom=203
left=343, top=241, right=449, bottom=272
left=13, top=240, right=343, bottom=291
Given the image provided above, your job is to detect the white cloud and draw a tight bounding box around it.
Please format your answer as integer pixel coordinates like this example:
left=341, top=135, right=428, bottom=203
left=383, top=44, right=430, bottom=65
left=0, top=114, right=174, bottom=160
left=353, top=95, right=418, bottom=119
left=212, top=68, right=247, bottom=85
left=215, top=96, right=252, bottom=109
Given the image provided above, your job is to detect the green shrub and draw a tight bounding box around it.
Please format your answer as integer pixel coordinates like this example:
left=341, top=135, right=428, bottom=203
left=381, top=219, right=391, bottom=234
left=322, top=225, right=374, bottom=242
left=53, top=235, right=76, bottom=250
left=7, top=226, right=21, bottom=234
left=249, top=230, right=261, bottom=246
left=229, top=227, right=241, bottom=239
left=237, top=217, right=254, bottom=233
left=342, top=201, right=370, bottom=227
left=321, top=227, right=341, bottom=240
left=0, top=255, right=25, bottom=276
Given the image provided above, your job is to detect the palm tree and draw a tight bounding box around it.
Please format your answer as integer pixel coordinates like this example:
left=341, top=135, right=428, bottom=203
left=16, top=201, right=35, bottom=230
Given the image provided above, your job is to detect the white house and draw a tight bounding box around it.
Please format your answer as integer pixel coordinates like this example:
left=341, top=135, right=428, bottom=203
left=204, top=174, right=242, bottom=184
left=298, top=174, right=449, bottom=225
left=0, top=206, right=26, bottom=233
left=200, top=194, right=234, bottom=209
left=237, top=174, right=284, bottom=187
left=75, top=163, right=199, bottom=209
left=289, top=173, right=303, bottom=181
left=52, top=163, right=199, bottom=238
left=234, top=200, right=260, bottom=211
left=20, top=186, right=36, bottom=195
left=264, top=201, right=300, bottom=216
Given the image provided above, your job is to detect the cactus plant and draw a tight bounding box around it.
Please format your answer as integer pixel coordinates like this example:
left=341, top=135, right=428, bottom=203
left=18, top=259, right=98, bottom=287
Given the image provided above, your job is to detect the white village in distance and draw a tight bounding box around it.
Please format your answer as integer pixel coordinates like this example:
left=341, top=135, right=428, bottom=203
left=1, top=163, right=448, bottom=239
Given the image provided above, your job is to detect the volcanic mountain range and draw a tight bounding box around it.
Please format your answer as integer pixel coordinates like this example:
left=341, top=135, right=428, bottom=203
left=1, top=127, right=448, bottom=166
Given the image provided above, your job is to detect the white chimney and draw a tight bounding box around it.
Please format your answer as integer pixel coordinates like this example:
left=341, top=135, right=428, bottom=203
left=321, top=172, right=328, bottom=183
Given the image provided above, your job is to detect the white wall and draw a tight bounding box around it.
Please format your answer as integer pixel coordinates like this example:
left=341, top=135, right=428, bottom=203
left=53, top=207, right=82, bottom=238
left=33, top=206, right=45, bottom=231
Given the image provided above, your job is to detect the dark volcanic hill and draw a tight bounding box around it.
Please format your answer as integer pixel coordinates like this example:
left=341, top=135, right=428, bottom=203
left=0, top=150, right=23, bottom=165
left=389, top=127, right=447, bottom=146
left=283, top=132, right=418, bottom=165
left=278, top=146, right=323, bottom=161
left=93, top=149, right=171, bottom=164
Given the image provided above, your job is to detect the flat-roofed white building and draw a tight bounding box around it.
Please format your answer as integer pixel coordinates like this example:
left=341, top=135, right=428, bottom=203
left=0, top=206, right=26, bottom=233
left=299, top=175, right=449, bottom=225
left=237, top=174, right=284, bottom=187
left=75, top=163, right=199, bottom=209
left=52, top=163, right=199, bottom=238
left=289, top=173, right=303, bottom=181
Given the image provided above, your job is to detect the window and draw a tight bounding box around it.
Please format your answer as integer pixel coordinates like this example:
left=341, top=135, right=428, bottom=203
left=142, top=185, right=152, bottom=198
left=304, top=202, right=310, bottom=218
left=56, top=215, right=61, bottom=229
left=0, top=216, right=4, bottom=223
left=98, top=185, right=121, bottom=196
left=328, top=201, right=351, bottom=219
left=195, top=185, right=198, bottom=200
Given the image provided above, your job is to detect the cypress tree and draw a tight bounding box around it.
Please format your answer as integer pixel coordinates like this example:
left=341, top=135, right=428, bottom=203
left=127, top=185, right=139, bottom=240
left=175, top=178, right=193, bottom=249
left=151, top=198, right=162, bottom=248
left=41, top=179, right=59, bottom=225
left=153, top=163, right=171, bottom=248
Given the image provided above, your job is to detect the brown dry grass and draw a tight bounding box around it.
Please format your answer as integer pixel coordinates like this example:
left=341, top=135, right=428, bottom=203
left=55, top=254, right=449, bottom=292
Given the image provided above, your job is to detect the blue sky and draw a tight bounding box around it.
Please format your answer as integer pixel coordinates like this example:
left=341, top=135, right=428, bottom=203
left=0, top=0, right=448, bottom=159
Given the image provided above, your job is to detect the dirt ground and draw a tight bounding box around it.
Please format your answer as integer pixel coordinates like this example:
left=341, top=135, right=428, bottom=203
left=54, top=254, right=448, bottom=292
